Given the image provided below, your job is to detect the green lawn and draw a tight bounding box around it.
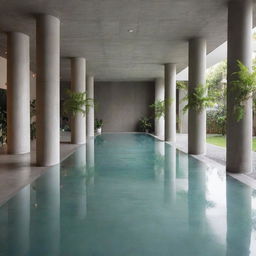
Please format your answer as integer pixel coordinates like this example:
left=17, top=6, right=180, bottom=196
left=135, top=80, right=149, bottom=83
left=206, top=135, right=256, bottom=151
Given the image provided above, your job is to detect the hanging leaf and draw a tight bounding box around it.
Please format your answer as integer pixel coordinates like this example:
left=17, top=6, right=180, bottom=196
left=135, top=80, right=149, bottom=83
left=149, top=98, right=173, bottom=119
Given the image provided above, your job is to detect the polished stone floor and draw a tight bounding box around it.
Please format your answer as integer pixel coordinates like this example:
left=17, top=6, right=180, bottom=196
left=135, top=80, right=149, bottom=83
left=175, top=133, right=256, bottom=180
left=0, top=132, right=80, bottom=206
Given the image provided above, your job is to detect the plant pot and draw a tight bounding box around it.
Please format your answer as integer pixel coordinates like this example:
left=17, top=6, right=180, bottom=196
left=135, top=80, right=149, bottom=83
left=96, top=127, right=102, bottom=134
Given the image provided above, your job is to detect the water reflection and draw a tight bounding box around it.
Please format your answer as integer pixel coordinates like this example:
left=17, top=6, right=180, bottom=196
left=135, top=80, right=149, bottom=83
left=154, top=140, right=165, bottom=182
left=226, top=178, right=252, bottom=256
left=61, top=146, right=87, bottom=220
left=8, top=186, right=30, bottom=256
left=86, top=137, right=95, bottom=185
left=164, top=143, right=176, bottom=204
left=176, top=151, right=188, bottom=180
left=30, top=165, right=60, bottom=256
left=188, top=157, right=206, bottom=232
left=0, top=134, right=256, bottom=255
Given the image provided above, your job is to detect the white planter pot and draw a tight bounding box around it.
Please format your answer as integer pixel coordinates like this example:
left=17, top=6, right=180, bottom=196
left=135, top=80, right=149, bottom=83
left=96, top=127, right=102, bottom=134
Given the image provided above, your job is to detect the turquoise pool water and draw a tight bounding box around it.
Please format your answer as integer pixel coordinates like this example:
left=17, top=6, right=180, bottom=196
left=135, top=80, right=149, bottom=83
left=0, top=133, right=256, bottom=255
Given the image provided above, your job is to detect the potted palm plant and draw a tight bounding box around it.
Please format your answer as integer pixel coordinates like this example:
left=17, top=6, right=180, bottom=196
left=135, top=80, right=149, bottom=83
left=95, top=119, right=103, bottom=134
left=139, top=117, right=152, bottom=133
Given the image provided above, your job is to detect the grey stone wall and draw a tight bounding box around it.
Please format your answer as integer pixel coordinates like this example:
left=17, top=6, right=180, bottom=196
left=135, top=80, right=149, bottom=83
left=95, top=81, right=154, bottom=132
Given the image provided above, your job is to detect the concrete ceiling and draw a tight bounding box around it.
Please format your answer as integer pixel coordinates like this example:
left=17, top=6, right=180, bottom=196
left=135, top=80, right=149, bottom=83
left=0, top=0, right=251, bottom=81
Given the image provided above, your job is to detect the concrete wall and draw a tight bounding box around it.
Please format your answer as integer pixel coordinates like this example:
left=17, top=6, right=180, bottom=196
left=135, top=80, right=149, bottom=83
left=95, top=81, right=154, bottom=132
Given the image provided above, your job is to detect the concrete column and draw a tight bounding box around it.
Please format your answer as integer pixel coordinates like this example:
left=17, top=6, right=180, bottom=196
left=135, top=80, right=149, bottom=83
left=164, top=63, right=176, bottom=142
left=178, top=86, right=188, bottom=133
left=36, top=14, right=60, bottom=166
left=86, top=76, right=94, bottom=137
left=188, top=38, right=206, bottom=155
left=154, top=78, right=165, bottom=140
left=71, top=57, right=86, bottom=144
left=226, top=0, right=252, bottom=173
left=7, top=32, right=30, bottom=154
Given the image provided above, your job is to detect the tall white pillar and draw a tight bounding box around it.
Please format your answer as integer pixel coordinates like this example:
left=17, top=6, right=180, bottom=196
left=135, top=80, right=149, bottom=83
left=188, top=38, right=206, bottom=155
left=164, top=63, right=176, bottom=142
left=154, top=78, right=165, bottom=140
left=71, top=57, right=86, bottom=144
left=7, top=32, right=30, bottom=154
left=178, top=86, right=188, bottom=133
left=86, top=76, right=94, bottom=137
left=36, top=14, right=60, bottom=166
left=226, top=0, right=252, bottom=173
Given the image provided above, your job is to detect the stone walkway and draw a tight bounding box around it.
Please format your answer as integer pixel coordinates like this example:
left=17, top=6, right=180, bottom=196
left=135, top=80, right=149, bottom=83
left=0, top=132, right=80, bottom=206
left=175, top=133, right=256, bottom=179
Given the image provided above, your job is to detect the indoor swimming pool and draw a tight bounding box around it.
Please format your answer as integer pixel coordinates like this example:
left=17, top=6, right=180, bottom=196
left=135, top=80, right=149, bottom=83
left=0, top=133, right=255, bottom=256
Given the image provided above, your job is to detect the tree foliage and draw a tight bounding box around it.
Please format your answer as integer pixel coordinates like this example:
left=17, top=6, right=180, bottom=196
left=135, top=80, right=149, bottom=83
left=231, top=60, right=256, bottom=121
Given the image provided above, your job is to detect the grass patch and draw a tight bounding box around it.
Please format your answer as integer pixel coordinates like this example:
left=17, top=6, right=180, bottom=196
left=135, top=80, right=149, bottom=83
left=206, top=135, right=256, bottom=151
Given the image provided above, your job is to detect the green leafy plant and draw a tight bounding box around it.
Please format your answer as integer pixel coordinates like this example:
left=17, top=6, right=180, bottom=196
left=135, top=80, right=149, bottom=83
left=139, top=117, right=152, bottom=132
left=207, top=104, right=226, bottom=135
left=95, top=118, right=103, bottom=129
left=176, top=81, right=188, bottom=91
left=183, top=84, right=216, bottom=113
left=30, top=100, right=36, bottom=140
left=63, top=89, right=94, bottom=117
left=0, top=107, right=7, bottom=145
left=231, top=60, right=256, bottom=121
left=149, top=98, right=173, bottom=119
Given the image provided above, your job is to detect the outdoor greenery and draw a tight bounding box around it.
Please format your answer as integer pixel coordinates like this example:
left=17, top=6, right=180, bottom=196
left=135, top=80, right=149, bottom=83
left=176, top=81, right=188, bottom=91
left=231, top=60, right=256, bottom=121
left=207, top=104, right=226, bottom=135
left=64, top=89, right=94, bottom=116
left=206, top=135, right=256, bottom=151
left=139, top=117, right=152, bottom=132
left=183, top=84, right=216, bottom=113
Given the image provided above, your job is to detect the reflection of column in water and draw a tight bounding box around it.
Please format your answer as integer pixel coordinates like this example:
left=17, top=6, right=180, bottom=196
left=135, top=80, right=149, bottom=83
left=176, top=151, right=188, bottom=179
left=8, top=185, right=30, bottom=256
left=188, top=157, right=206, bottom=232
left=31, top=165, right=60, bottom=256
left=86, top=137, right=95, bottom=184
left=164, top=143, right=176, bottom=204
left=226, top=179, right=251, bottom=256
left=154, top=140, right=165, bottom=182
left=62, top=145, right=87, bottom=220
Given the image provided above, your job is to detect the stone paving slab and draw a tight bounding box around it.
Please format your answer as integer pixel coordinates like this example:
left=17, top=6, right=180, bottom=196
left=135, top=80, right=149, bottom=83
left=175, top=133, right=256, bottom=179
